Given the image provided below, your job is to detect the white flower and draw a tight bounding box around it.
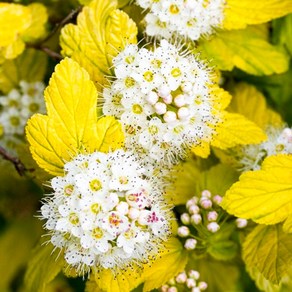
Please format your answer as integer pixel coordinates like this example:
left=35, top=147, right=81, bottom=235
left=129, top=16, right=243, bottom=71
left=136, top=0, right=225, bottom=41
left=40, top=150, right=171, bottom=274
left=0, top=81, right=45, bottom=135
left=102, top=41, right=222, bottom=164
left=239, top=126, right=292, bottom=171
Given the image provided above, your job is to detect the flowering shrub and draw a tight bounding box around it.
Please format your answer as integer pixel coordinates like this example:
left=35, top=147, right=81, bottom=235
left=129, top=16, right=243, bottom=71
left=0, top=1, right=292, bottom=292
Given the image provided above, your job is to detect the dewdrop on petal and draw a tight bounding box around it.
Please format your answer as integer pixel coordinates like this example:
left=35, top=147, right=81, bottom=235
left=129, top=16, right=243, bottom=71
left=40, top=149, right=171, bottom=274
left=103, top=40, right=224, bottom=164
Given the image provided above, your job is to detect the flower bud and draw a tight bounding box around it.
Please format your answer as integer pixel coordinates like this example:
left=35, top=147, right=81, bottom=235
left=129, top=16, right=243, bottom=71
left=184, top=238, right=197, bottom=250
left=176, top=272, right=187, bottom=283
left=158, top=85, right=171, bottom=97
left=177, top=226, right=190, bottom=237
left=116, top=202, right=129, bottom=215
left=198, top=281, right=208, bottom=290
left=201, top=189, right=211, bottom=198
left=186, top=197, right=198, bottom=208
left=189, top=204, right=200, bottom=214
left=188, top=270, right=200, bottom=280
left=212, top=195, right=222, bottom=205
left=191, top=214, right=202, bottom=225
left=191, top=288, right=200, bottom=292
left=168, top=287, right=178, bottom=292
left=161, top=285, right=169, bottom=292
left=178, top=107, right=190, bottom=120
left=128, top=207, right=140, bottom=220
left=236, top=218, right=248, bottom=228
left=200, top=198, right=212, bottom=209
left=154, top=102, right=167, bottom=115
left=174, top=94, right=186, bottom=107
left=146, top=91, right=159, bottom=105
left=186, top=278, right=196, bottom=288
left=207, top=211, right=218, bottom=222
left=164, top=111, right=177, bottom=123
left=207, top=222, right=220, bottom=233
left=180, top=213, right=190, bottom=225
left=163, top=94, right=173, bottom=104
left=181, top=81, right=192, bottom=93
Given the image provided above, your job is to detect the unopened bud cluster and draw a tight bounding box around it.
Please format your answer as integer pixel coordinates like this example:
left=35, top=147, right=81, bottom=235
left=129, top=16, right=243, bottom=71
left=161, top=269, right=207, bottom=292
left=178, top=189, right=247, bottom=250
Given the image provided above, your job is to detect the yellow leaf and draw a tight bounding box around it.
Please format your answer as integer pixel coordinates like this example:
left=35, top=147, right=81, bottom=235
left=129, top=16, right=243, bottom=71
left=93, top=266, right=142, bottom=292
left=142, top=237, right=188, bottom=291
left=26, top=58, right=124, bottom=176
left=211, top=112, right=267, bottom=149
left=243, top=224, right=292, bottom=284
left=0, top=3, right=31, bottom=47
left=199, top=27, right=290, bottom=75
left=222, top=154, right=292, bottom=226
left=228, top=83, right=283, bottom=129
left=22, top=3, right=48, bottom=43
left=60, top=0, right=137, bottom=89
left=223, top=0, right=292, bottom=30
left=0, top=48, right=48, bottom=94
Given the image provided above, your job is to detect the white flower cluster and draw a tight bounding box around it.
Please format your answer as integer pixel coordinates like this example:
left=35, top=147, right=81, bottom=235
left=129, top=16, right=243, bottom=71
left=103, top=40, right=221, bottom=164
left=161, top=269, right=207, bottom=292
left=239, top=126, right=292, bottom=171
left=136, top=0, right=225, bottom=41
left=0, top=81, right=45, bottom=135
left=41, top=150, right=170, bottom=273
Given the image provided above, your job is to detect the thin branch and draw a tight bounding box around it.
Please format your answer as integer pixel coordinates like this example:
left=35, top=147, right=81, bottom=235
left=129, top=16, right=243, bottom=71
left=42, top=6, right=82, bottom=44
left=40, top=47, right=63, bottom=60
left=0, top=146, right=34, bottom=176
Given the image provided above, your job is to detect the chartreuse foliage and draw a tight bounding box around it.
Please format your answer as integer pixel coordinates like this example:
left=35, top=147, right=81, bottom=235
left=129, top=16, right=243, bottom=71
left=222, top=155, right=292, bottom=228
left=0, top=48, right=48, bottom=94
left=243, top=224, right=292, bottom=284
left=26, top=58, right=124, bottom=176
left=0, top=3, right=48, bottom=62
left=60, top=0, right=137, bottom=90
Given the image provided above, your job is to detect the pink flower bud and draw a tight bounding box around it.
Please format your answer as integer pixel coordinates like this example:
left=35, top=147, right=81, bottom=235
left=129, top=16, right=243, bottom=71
left=176, top=272, right=187, bottom=283
left=207, top=211, right=218, bottom=221
left=200, top=198, right=212, bottom=209
left=178, top=226, right=190, bottom=237
left=201, top=190, right=211, bottom=198
left=163, top=94, right=173, bottom=104
left=186, top=197, right=198, bottom=208
left=212, top=195, right=222, bottom=205
left=184, top=238, right=197, bottom=250
left=189, top=204, right=200, bottom=214
left=158, top=85, right=171, bottom=97
left=186, top=278, right=196, bottom=288
left=128, top=208, right=140, bottom=220
left=188, top=270, right=200, bottom=280
left=177, top=107, right=190, bottom=120
left=116, top=202, right=129, bottom=215
left=168, top=287, right=178, bottom=292
left=198, top=281, right=208, bottom=290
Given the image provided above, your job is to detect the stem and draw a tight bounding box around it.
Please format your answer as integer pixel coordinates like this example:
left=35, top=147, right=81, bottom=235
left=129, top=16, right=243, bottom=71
left=0, top=146, right=34, bottom=176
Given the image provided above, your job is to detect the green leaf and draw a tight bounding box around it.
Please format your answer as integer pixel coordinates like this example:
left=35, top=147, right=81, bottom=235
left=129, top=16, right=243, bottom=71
left=272, top=14, right=292, bottom=56
left=0, top=219, right=41, bottom=291
left=24, top=243, right=65, bottom=292
left=0, top=48, right=47, bottom=94
left=243, top=224, right=292, bottom=284
left=222, top=155, right=292, bottom=227
left=188, top=256, right=240, bottom=292
left=199, top=27, right=290, bottom=75
left=142, top=237, right=188, bottom=291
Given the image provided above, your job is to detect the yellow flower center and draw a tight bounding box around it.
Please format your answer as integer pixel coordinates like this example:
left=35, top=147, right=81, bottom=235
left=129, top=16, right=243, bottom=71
left=89, top=179, right=102, bottom=191
left=276, top=144, right=285, bottom=152
left=171, top=68, right=181, bottom=77
left=112, top=93, right=122, bottom=105
left=169, top=4, right=180, bottom=14
left=10, top=116, right=20, bottom=126
left=69, top=213, right=79, bottom=225
left=9, top=100, right=18, bottom=107
left=125, top=77, right=136, bottom=88
left=125, top=55, right=135, bottom=64
left=29, top=103, right=40, bottom=112
left=91, top=203, right=100, bottom=214
left=151, top=59, right=162, bottom=68
left=92, top=227, right=103, bottom=239
left=119, top=176, right=128, bottom=184
left=143, top=71, right=154, bottom=82
left=148, top=125, right=159, bottom=135
left=132, top=104, right=143, bottom=114
left=64, top=184, right=74, bottom=196
left=109, top=213, right=122, bottom=226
